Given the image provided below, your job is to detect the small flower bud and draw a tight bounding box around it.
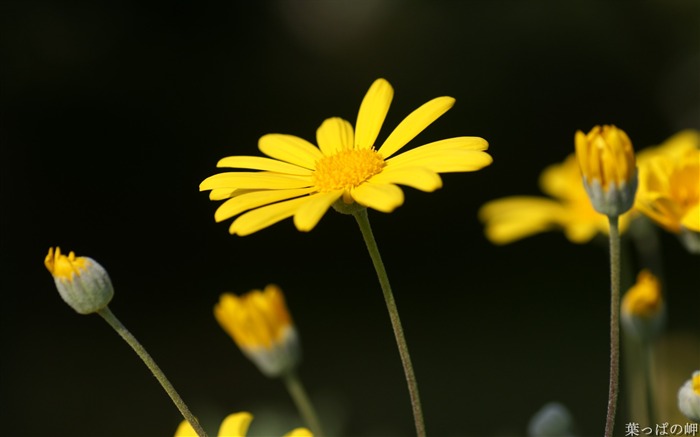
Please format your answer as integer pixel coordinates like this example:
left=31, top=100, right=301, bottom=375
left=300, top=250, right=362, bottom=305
left=575, top=125, right=638, bottom=217
left=621, top=269, right=665, bottom=342
left=214, top=284, right=301, bottom=378
left=678, top=370, right=700, bottom=422
left=44, top=247, right=114, bottom=314
left=527, top=402, right=576, bottom=437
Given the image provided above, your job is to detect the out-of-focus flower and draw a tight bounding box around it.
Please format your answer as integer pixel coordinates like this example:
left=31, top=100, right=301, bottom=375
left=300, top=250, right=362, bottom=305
left=214, top=285, right=300, bottom=377
left=478, top=154, right=633, bottom=244
left=635, top=130, right=700, bottom=252
left=174, top=412, right=312, bottom=437
left=200, top=78, right=492, bottom=236
left=678, top=370, right=700, bottom=422
left=621, top=269, right=665, bottom=342
left=575, top=125, right=637, bottom=217
left=44, top=247, right=114, bottom=314
left=527, top=402, right=576, bottom=437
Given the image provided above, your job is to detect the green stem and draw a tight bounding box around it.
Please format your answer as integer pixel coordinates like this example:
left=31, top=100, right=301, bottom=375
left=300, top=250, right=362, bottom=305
left=97, top=307, right=208, bottom=437
left=605, top=217, right=621, bottom=437
left=352, top=209, right=426, bottom=437
left=282, top=370, right=324, bottom=437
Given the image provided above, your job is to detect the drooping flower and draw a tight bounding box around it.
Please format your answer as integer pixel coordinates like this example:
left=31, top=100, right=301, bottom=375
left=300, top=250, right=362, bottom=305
left=214, top=284, right=300, bottom=378
left=678, top=370, right=700, bottom=422
left=478, top=154, right=633, bottom=244
left=200, top=78, right=492, bottom=236
left=634, top=129, right=700, bottom=252
left=621, top=269, right=665, bottom=342
left=44, top=247, right=114, bottom=314
left=575, top=125, right=638, bottom=217
left=174, top=411, right=312, bottom=437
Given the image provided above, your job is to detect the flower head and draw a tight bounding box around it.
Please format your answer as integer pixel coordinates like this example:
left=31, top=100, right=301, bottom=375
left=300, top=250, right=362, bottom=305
left=214, top=284, right=300, bottom=377
left=678, top=370, right=700, bottom=422
left=174, top=411, right=312, bottom=437
left=635, top=129, right=700, bottom=252
left=575, top=125, right=638, bottom=217
left=200, top=78, right=492, bottom=236
left=621, top=269, right=665, bottom=342
left=478, top=154, right=633, bottom=244
left=44, top=247, right=114, bottom=314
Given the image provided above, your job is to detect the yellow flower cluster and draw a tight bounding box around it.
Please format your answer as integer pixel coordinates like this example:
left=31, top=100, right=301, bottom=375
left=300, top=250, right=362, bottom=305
left=480, top=128, right=699, bottom=248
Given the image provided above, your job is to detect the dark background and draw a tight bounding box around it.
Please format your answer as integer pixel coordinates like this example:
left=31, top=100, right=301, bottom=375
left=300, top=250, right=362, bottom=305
left=1, top=1, right=699, bottom=436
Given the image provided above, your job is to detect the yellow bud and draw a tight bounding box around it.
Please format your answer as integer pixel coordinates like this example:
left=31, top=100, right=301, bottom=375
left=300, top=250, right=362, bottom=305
left=214, top=284, right=300, bottom=377
left=575, top=125, right=638, bottom=217
left=44, top=247, right=113, bottom=314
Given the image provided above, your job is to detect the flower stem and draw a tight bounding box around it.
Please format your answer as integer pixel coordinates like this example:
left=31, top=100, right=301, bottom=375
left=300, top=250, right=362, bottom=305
left=352, top=209, right=426, bottom=437
left=97, top=306, right=208, bottom=437
left=282, top=370, right=324, bottom=437
left=605, top=216, right=621, bottom=437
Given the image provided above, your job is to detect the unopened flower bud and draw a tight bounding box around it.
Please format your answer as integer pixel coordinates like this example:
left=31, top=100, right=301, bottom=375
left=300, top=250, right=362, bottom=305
left=621, top=269, right=665, bottom=342
left=214, top=284, right=301, bottom=377
left=44, top=247, right=113, bottom=314
left=575, top=125, right=638, bottom=217
left=678, top=370, right=700, bottom=422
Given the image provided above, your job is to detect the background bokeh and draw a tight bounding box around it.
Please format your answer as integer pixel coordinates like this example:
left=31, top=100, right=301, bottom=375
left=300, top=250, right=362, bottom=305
left=1, top=1, right=699, bottom=436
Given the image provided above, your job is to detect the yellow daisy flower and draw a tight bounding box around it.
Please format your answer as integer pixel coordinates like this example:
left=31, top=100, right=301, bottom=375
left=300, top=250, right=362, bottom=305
left=478, top=154, right=633, bottom=245
left=200, top=78, right=492, bottom=236
left=635, top=130, right=700, bottom=235
left=174, top=412, right=311, bottom=437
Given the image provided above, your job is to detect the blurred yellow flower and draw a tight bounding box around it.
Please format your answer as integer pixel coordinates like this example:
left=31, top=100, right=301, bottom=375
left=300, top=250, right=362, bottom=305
left=174, top=412, right=311, bottom=437
left=44, top=247, right=114, bottom=314
left=200, top=78, right=492, bottom=236
left=621, top=269, right=665, bottom=341
left=575, top=125, right=637, bottom=217
left=478, top=154, right=633, bottom=244
left=214, top=285, right=300, bottom=377
left=635, top=129, right=700, bottom=239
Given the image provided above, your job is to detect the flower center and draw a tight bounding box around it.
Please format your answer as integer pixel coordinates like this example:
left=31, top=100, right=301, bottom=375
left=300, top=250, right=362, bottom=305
left=313, top=148, right=385, bottom=192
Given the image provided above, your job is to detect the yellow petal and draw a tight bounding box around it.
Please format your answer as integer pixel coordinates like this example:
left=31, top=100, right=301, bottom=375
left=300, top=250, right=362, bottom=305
left=293, top=191, right=343, bottom=231
left=384, top=137, right=492, bottom=173
left=369, top=166, right=443, bottom=192
left=259, top=134, right=323, bottom=170
left=563, top=221, right=600, bottom=243
left=478, top=197, right=568, bottom=244
left=173, top=420, right=198, bottom=437
left=217, top=156, right=312, bottom=176
left=218, top=412, right=253, bottom=437
left=283, top=428, right=313, bottom=437
left=377, top=96, right=455, bottom=159
left=210, top=188, right=237, bottom=201
left=316, top=117, right=354, bottom=155
left=215, top=187, right=316, bottom=222
left=681, top=204, right=700, bottom=232
left=387, top=148, right=493, bottom=173
left=200, top=172, right=311, bottom=191
left=229, top=196, right=310, bottom=236
left=351, top=182, right=404, bottom=212
left=355, top=78, right=393, bottom=150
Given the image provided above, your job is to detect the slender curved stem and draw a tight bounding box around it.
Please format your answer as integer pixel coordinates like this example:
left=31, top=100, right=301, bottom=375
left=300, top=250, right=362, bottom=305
left=352, top=209, right=426, bottom=437
left=97, top=306, right=208, bottom=437
left=282, top=370, right=325, bottom=437
left=605, top=216, right=621, bottom=437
